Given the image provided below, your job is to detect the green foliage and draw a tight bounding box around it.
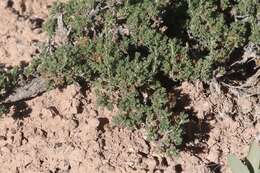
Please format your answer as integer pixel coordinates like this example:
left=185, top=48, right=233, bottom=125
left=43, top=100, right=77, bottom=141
left=0, top=67, right=21, bottom=96
left=43, top=0, right=95, bottom=38
left=32, top=44, right=94, bottom=87
left=231, top=0, right=260, bottom=44
left=228, top=141, right=260, bottom=173
left=0, top=105, right=8, bottom=117
left=0, top=67, right=22, bottom=117
left=188, top=0, right=248, bottom=63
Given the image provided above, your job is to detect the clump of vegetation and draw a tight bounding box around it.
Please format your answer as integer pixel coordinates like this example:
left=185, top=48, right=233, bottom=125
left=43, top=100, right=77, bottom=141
left=0, top=105, right=8, bottom=117
left=0, top=67, right=23, bottom=116
left=0, top=0, right=259, bottom=154
left=0, top=67, right=21, bottom=95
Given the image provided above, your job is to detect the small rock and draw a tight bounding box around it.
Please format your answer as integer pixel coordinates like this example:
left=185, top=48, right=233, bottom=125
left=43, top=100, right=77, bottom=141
left=70, top=99, right=81, bottom=114
left=67, top=119, right=79, bottom=129
left=87, top=118, right=100, bottom=129
left=222, top=98, right=234, bottom=114
left=207, top=149, right=219, bottom=163
left=144, top=158, right=157, bottom=171
left=237, top=97, right=253, bottom=114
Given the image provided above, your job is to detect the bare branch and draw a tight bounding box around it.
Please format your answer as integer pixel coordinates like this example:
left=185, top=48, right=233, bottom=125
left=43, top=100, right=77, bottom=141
left=0, top=77, right=48, bottom=104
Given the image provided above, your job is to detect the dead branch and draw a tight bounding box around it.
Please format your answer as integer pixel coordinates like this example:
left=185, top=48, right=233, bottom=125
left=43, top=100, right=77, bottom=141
left=0, top=77, right=48, bottom=104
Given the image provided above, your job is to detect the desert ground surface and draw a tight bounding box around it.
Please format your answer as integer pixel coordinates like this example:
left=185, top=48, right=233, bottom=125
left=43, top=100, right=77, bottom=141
left=0, top=1, right=259, bottom=173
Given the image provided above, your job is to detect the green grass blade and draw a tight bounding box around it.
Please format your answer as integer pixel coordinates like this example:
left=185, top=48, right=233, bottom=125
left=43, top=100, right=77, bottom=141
left=228, top=154, right=250, bottom=173
left=247, top=141, right=260, bottom=173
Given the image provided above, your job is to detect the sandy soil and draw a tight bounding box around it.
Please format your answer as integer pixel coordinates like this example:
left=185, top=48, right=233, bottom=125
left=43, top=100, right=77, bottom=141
left=0, top=0, right=57, bottom=66
left=0, top=83, right=258, bottom=173
left=0, top=1, right=259, bottom=173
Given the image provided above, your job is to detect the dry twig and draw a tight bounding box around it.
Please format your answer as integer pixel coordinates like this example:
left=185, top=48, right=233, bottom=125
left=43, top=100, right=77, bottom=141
left=0, top=77, right=48, bottom=104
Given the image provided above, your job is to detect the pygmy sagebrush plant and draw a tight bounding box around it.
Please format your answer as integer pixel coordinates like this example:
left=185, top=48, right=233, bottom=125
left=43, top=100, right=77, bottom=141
left=40, top=0, right=189, bottom=155
left=1, top=0, right=259, bottom=154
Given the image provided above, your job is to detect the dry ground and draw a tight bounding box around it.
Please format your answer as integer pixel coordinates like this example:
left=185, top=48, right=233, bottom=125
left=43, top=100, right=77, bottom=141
left=0, top=1, right=259, bottom=173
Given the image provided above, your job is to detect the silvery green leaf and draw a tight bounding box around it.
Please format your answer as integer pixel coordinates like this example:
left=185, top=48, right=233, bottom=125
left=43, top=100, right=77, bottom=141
left=247, top=141, right=260, bottom=173
left=228, top=154, right=250, bottom=173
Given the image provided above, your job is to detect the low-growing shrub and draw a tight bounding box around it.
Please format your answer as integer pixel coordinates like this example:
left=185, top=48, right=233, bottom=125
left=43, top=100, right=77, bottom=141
left=1, top=0, right=259, bottom=154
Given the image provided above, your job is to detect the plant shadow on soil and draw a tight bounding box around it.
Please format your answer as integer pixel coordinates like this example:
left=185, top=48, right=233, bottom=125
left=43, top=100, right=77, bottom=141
left=157, top=73, right=212, bottom=155
left=12, top=101, right=32, bottom=119
left=173, top=88, right=221, bottom=173
left=175, top=162, right=221, bottom=173
left=174, top=88, right=213, bottom=154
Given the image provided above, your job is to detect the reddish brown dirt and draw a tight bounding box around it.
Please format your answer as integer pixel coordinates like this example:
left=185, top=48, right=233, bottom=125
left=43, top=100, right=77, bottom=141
left=177, top=81, right=259, bottom=173
left=0, top=0, right=58, bottom=66
left=0, top=83, right=258, bottom=173
left=0, top=1, right=259, bottom=173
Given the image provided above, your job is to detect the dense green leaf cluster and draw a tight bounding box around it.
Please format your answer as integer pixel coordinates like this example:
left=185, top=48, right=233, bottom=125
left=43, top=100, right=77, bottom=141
left=0, top=67, right=20, bottom=95
left=188, top=0, right=259, bottom=64
left=0, top=67, right=22, bottom=116
left=27, top=44, right=94, bottom=86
